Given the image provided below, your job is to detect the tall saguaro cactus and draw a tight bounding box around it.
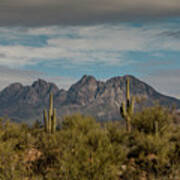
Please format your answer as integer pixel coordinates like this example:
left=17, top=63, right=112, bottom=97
left=120, top=77, right=135, bottom=132
left=43, top=93, right=57, bottom=133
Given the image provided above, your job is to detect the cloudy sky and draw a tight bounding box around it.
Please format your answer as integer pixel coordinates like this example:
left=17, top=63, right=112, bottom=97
left=0, top=0, right=180, bottom=98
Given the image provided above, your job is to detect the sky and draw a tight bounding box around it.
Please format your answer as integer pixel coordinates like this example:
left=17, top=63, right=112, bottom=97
left=0, top=0, right=180, bottom=98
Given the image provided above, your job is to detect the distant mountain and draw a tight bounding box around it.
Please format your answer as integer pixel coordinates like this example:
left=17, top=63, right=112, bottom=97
left=0, top=75, right=180, bottom=123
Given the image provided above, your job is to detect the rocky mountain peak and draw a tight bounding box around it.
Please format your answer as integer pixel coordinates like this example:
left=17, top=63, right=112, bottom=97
left=0, top=82, right=23, bottom=99
left=32, top=79, right=59, bottom=95
left=32, top=79, right=48, bottom=89
left=6, top=82, right=23, bottom=91
left=0, top=75, right=180, bottom=123
left=66, top=75, right=98, bottom=105
left=80, top=75, right=97, bottom=83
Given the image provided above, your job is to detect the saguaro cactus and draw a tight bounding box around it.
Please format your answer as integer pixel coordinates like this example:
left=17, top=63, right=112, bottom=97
left=43, top=109, right=48, bottom=132
left=120, top=77, right=135, bottom=132
left=51, top=108, right=56, bottom=133
left=43, top=93, right=57, bottom=133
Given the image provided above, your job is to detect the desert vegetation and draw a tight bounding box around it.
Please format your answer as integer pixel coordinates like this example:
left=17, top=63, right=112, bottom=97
left=0, top=106, right=180, bottom=180
left=0, top=78, right=180, bottom=180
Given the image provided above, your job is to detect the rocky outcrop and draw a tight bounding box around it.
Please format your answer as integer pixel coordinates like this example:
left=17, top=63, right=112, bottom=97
left=0, top=75, right=179, bottom=123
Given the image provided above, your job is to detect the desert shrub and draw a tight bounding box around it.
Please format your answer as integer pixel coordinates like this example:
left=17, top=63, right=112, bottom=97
left=0, top=107, right=179, bottom=179
left=0, top=120, right=29, bottom=179
left=132, top=105, right=172, bottom=135
left=27, top=114, right=127, bottom=179
left=169, top=126, right=180, bottom=169
left=119, top=105, right=178, bottom=179
left=61, top=113, right=98, bottom=132
left=36, top=114, right=125, bottom=179
left=128, top=132, right=174, bottom=176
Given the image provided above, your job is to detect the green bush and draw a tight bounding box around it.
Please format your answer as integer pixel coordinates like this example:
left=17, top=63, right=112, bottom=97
left=0, top=105, right=179, bottom=179
left=36, top=114, right=126, bottom=179
left=132, top=105, right=172, bottom=135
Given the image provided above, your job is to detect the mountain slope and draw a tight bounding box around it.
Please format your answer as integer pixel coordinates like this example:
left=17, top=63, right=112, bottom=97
left=0, top=75, right=179, bottom=123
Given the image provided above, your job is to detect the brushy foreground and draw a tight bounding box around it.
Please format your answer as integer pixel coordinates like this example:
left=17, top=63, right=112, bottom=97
left=0, top=106, right=180, bottom=180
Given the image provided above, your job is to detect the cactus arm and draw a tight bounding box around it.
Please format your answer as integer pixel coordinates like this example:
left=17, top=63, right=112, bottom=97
left=50, top=93, right=53, bottom=109
left=49, top=93, right=53, bottom=116
left=48, top=93, right=54, bottom=133
left=48, top=110, right=52, bottom=133
left=126, top=77, right=130, bottom=102
left=120, top=102, right=131, bottom=132
left=129, top=96, right=135, bottom=115
left=43, top=109, right=48, bottom=132
left=120, top=101, right=127, bottom=118
left=52, top=108, right=57, bottom=133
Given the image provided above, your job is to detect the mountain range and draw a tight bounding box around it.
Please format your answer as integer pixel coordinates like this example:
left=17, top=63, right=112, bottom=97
left=0, top=75, right=180, bottom=124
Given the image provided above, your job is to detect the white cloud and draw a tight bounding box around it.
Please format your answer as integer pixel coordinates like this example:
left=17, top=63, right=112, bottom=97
left=0, top=23, right=180, bottom=69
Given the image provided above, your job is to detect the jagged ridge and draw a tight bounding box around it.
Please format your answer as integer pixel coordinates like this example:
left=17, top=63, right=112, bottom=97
left=0, top=75, right=179, bottom=123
